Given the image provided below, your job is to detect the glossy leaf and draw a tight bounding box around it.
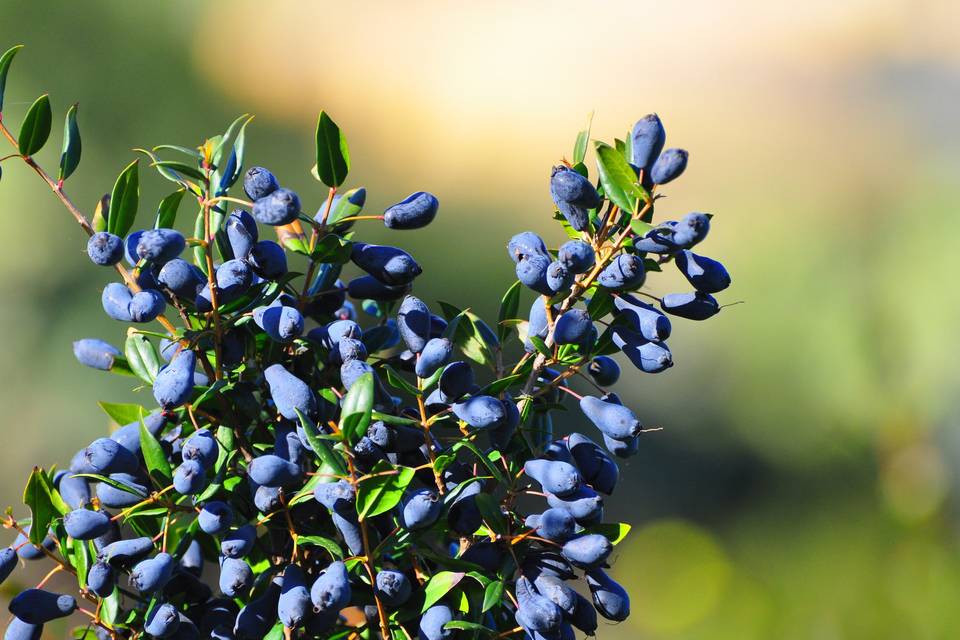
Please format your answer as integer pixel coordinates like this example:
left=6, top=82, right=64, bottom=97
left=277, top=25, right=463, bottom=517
left=98, top=401, right=148, bottom=425
left=382, top=363, right=421, bottom=397
left=315, top=110, right=350, bottom=188
left=107, top=160, right=139, bottom=238
left=339, top=372, right=374, bottom=444
left=473, top=492, right=507, bottom=535
left=91, top=193, right=109, bottom=233
left=586, top=521, right=632, bottom=545
left=296, top=409, right=347, bottom=476
left=0, top=44, right=24, bottom=113
left=58, top=103, right=81, bottom=182
left=23, top=467, right=61, bottom=545
left=296, top=535, right=344, bottom=559
left=124, top=332, right=160, bottom=384
left=18, top=94, right=52, bottom=156
left=481, top=580, right=504, bottom=613
left=497, top=280, right=521, bottom=343
left=443, top=621, right=496, bottom=635
left=595, top=141, right=646, bottom=215
left=152, top=160, right=206, bottom=181
left=421, top=571, right=465, bottom=612
left=356, top=460, right=415, bottom=520
left=140, top=418, right=171, bottom=484
left=572, top=112, right=593, bottom=165
left=155, top=190, right=185, bottom=229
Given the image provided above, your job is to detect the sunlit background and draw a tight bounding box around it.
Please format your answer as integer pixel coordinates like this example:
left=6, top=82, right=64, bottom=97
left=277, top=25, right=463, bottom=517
left=1, top=0, right=960, bottom=637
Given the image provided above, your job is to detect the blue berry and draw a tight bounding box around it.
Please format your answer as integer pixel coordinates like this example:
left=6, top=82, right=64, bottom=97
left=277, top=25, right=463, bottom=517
left=597, top=253, right=645, bottom=291
left=173, top=459, right=208, bottom=495
left=87, top=232, right=124, bottom=266
left=129, top=552, right=175, bottom=593
left=550, top=165, right=600, bottom=208
left=587, top=355, right=620, bottom=386
left=96, top=473, right=148, bottom=508
left=613, top=293, right=671, bottom=342
left=63, top=508, right=111, bottom=540
left=586, top=568, right=630, bottom=621
left=310, top=561, right=351, bottom=612
left=375, top=570, right=411, bottom=606
left=182, top=429, right=219, bottom=467
left=221, top=524, right=256, bottom=558
left=415, top=338, right=453, bottom=378
left=128, top=289, right=166, bottom=322
left=525, top=507, right=576, bottom=541
left=553, top=309, right=593, bottom=345
left=419, top=604, right=454, bottom=640
left=157, top=258, right=203, bottom=298
left=226, top=209, right=259, bottom=259
left=401, top=489, right=442, bottom=530
left=630, top=114, right=666, bottom=173
left=660, top=291, right=720, bottom=320
left=524, top=459, right=582, bottom=497
left=243, top=166, right=279, bottom=201
left=351, top=242, right=423, bottom=285
left=101, top=282, right=134, bottom=321
left=72, top=338, right=120, bottom=371
left=248, top=454, right=301, bottom=488
left=248, top=240, right=288, bottom=279
left=508, top=231, right=549, bottom=263
left=278, top=564, right=312, bottom=628
left=72, top=438, right=138, bottom=475
left=265, top=364, right=318, bottom=420
left=8, top=589, right=77, bottom=624
left=650, top=148, right=688, bottom=185
left=199, top=501, right=233, bottom=535
left=137, top=228, right=186, bottom=264
left=580, top=395, right=641, bottom=440
left=675, top=250, right=730, bottom=293
left=398, top=295, right=431, bottom=353
left=252, top=188, right=300, bottom=226
left=153, top=348, right=196, bottom=409
left=144, top=602, right=181, bottom=638
left=516, top=254, right=552, bottom=295
left=558, top=239, right=595, bottom=273
left=218, top=556, right=253, bottom=598
left=383, top=192, right=439, bottom=230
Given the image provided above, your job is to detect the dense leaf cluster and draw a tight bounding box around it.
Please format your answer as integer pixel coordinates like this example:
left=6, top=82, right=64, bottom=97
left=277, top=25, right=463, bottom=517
left=0, top=45, right=732, bottom=639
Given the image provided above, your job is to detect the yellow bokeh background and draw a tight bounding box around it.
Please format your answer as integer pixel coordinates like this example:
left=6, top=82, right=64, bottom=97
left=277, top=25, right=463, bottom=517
left=1, top=1, right=960, bottom=637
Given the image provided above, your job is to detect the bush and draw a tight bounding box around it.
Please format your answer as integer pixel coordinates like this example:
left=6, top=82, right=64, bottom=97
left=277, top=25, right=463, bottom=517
left=0, top=45, right=731, bottom=639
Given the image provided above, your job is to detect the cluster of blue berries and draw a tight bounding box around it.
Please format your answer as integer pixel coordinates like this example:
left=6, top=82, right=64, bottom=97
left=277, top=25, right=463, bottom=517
left=0, top=45, right=732, bottom=640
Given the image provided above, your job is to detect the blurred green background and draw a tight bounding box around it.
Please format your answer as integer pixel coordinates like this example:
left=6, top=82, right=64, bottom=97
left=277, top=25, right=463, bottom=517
left=2, top=0, right=960, bottom=637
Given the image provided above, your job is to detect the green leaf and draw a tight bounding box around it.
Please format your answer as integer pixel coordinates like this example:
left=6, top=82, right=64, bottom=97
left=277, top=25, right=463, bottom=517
left=152, top=160, right=206, bottom=181
left=140, top=417, right=171, bottom=484
left=315, top=111, right=350, bottom=188
left=481, top=373, right=524, bottom=396
left=23, top=468, right=61, bottom=545
left=264, top=622, right=284, bottom=640
left=443, top=310, right=495, bottom=368
left=473, top=493, right=507, bottom=535
left=91, top=193, right=109, bottom=233
left=572, top=112, right=594, bottom=165
left=587, top=289, right=614, bottom=320
left=528, top=334, right=551, bottom=358
left=296, top=409, right=347, bottom=477
left=481, top=580, right=504, bottom=612
left=356, top=461, right=415, bottom=520
left=497, top=280, right=522, bottom=343
left=58, top=103, right=81, bottom=182
left=586, top=521, right=632, bottom=545
left=17, top=94, right=52, bottom=156
left=630, top=218, right=654, bottom=237
left=340, top=372, right=374, bottom=444
left=310, top=232, right=352, bottom=264
left=595, top=141, right=646, bottom=215
left=382, top=364, right=421, bottom=396
left=443, top=621, right=496, bottom=636
left=327, top=186, right=365, bottom=225
left=421, top=571, right=465, bottom=612
left=371, top=410, right=420, bottom=426
left=98, top=401, right=147, bottom=426
left=107, top=160, right=140, bottom=238
left=155, top=190, right=185, bottom=229
left=71, top=538, right=90, bottom=588
left=0, top=44, right=24, bottom=113
left=296, top=535, right=344, bottom=559
left=124, top=332, right=160, bottom=384
left=451, top=440, right=507, bottom=486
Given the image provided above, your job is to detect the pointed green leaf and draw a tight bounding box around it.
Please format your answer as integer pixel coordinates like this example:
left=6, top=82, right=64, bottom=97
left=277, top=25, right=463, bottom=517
left=497, top=280, right=522, bottom=343
left=315, top=111, right=350, bottom=188
left=58, top=103, right=81, bottom=182
left=18, top=94, right=52, bottom=156
left=91, top=193, right=109, bottom=233
left=421, top=571, right=465, bottom=612
left=382, top=364, right=421, bottom=396
left=296, top=535, right=344, bottom=559
left=107, top=159, right=139, bottom=238
left=595, top=141, right=646, bottom=215
left=572, top=112, right=593, bottom=165
left=327, top=186, right=365, bottom=225
left=23, top=467, right=60, bottom=545
left=356, top=461, right=415, bottom=520
left=339, top=372, right=374, bottom=444
left=98, top=401, right=148, bottom=426
left=482, top=580, right=504, bottom=612
left=152, top=160, right=206, bottom=181
left=0, top=44, right=24, bottom=113
left=585, top=521, right=632, bottom=545
left=155, top=190, right=185, bottom=229
left=140, top=418, right=171, bottom=484
left=443, top=621, right=496, bottom=635
left=124, top=332, right=160, bottom=384
left=296, top=409, right=347, bottom=477
left=473, top=492, right=507, bottom=535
